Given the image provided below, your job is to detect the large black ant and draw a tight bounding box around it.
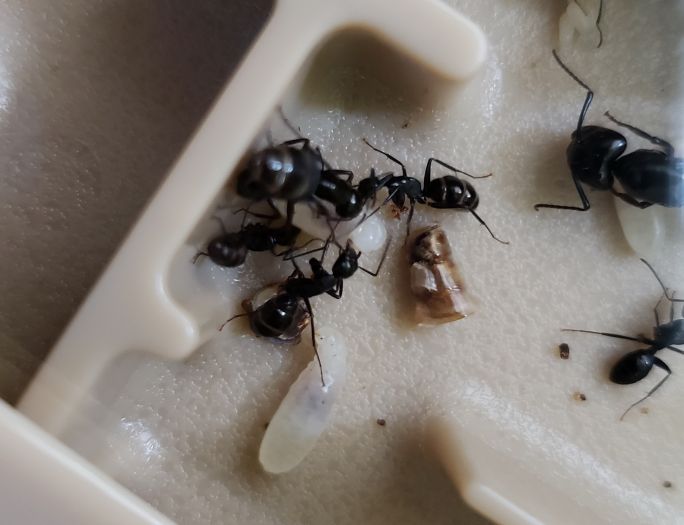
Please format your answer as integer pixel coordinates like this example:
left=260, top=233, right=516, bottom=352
left=237, top=111, right=371, bottom=221
left=562, top=259, right=684, bottom=420
left=362, top=140, right=508, bottom=244
left=535, top=50, right=684, bottom=212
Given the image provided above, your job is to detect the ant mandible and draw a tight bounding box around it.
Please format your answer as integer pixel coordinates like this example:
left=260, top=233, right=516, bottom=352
left=362, top=139, right=508, bottom=244
left=535, top=50, right=684, bottom=212
left=562, top=259, right=684, bottom=419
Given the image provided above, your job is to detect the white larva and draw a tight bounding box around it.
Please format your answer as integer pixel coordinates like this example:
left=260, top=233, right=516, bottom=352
left=259, top=326, right=347, bottom=474
left=272, top=201, right=387, bottom=253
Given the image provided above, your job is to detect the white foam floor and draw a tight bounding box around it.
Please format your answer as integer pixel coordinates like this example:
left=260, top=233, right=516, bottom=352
left=11, top=1, right=684, bottom=524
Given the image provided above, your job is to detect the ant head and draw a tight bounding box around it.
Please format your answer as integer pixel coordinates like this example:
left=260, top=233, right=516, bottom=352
left=610, top=349, right=655, bottom=385
left=332, top=243, right=359, bottom=279
left=207, top=233, right=247, bottom=267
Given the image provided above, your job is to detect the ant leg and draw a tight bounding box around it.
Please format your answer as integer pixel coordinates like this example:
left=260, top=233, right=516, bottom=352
left=611, top=189, right=653, bottom=209
left=404, top=199, right=416, bottom=244
left=640, top=259, right=684, bottom=303
left=359, top=235, right=392, bottom=277
left=302, top=296, right=325, bottom=386
left=467, top=209, right=509, bottom=244
left=562, top=328, right=651, bottom=344
left=279, top=238, right=326, bottom=260
left=604, top=112, right=675, bottom=156
left=324, top=169, right=355, bottom=183
left=285, top=200, right=296, bottom=227
left=219, top=312, right=249, bottom=331
left=326, top=279, right=343, bottom=300
left=552, top=50, right=594, bottom=135
left=360, top=187, right=401, bottom=224
left=671, top=291, right=677, bottom=322
left=619, top=358, right=671, bottom=421
left=424, top=158, right=492, bottom=182
left=192, top=251, right=209, bottom=264
left=265, top=198, right=281, bottom=217
left=363, top=138, right=408, bottom=178
left=232, top=208, right=279, bottom=221
left=534, top=174, right=591, bottom=212
left=281, top=138, right=310, bottom=149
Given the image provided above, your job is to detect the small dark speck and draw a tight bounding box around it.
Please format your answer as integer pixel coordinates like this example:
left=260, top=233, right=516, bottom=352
left=663, top=481, right=673, bottom=489
left=559, top=343, right=570, bottom=360
left=640, top=407, right=649, bottom=414
left=376, top=418, right=386, bottom=427
left=264, top=422, right=269, bottom=429
left=401, top=120, right=410, bottom=129
left=573, top=392, right=587, bottom=402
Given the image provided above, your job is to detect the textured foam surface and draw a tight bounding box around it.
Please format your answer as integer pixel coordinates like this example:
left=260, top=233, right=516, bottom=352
left=0, top=0, right=272, bottom=403
left=6, top=1, right=684, bottom=524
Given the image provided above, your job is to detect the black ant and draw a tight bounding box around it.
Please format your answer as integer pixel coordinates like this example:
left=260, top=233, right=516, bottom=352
left=193, top=211, right=310, bottom=268
left=535, top=50, right=684, bottom=212
left=237, top=110, right=371, bottom=221
left=562, top=259, right=684, bottom=420
left=222, top=231, right=391, bottom=385
left=362, top=140, right=508, bottom=244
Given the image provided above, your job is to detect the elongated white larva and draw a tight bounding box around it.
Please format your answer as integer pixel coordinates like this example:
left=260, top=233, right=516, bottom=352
left=259, top=326, right=347, bottom=474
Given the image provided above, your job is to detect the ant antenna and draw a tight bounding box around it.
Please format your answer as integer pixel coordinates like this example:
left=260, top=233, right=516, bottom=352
left=278, top=106, right=304, bottom=140
left=552, top=49, right=594, bottom=140
left=192, top=251, right=209, bottom=264
left=219, top=312, right=248, bottom=331
left=363, top=138, right=408, bottom=179
left=640, top=258, right=684, bottom=303
left=427, top=158, right=492, bottom=180
left=596, top=0, right=604, bottom=48
left=469, top=209, right=509, bottom=245
left=561, top=328, right=684, bottom=355
left=301, top=296, right=325, bottom=386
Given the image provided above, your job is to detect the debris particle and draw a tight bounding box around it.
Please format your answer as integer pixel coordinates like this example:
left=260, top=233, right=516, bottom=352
left=388, top=204, right=402, bottom=219
left=663, top=481, right=673, bottom=489
left=640, top=407, right=649, bottom=415
left=264, top=422, right=269, bottom=429
left=376, top=418, right=386, bottom=427
left=559, top=343, right=570, bottom=359
left=401, top=120, right=410, bottom=129
left=573, top=392, right=587, bottom=402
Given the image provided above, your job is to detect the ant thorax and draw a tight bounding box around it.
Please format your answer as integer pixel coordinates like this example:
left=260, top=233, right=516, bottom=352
left=408, top=226, right=474, bottom=326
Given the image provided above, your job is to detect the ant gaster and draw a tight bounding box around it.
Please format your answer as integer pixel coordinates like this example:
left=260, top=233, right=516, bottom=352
left=535, top=50, right=684, bottom=212
left=562, top=259, right=684, bottom=420
left=363, top=140, right=508, bottom=244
